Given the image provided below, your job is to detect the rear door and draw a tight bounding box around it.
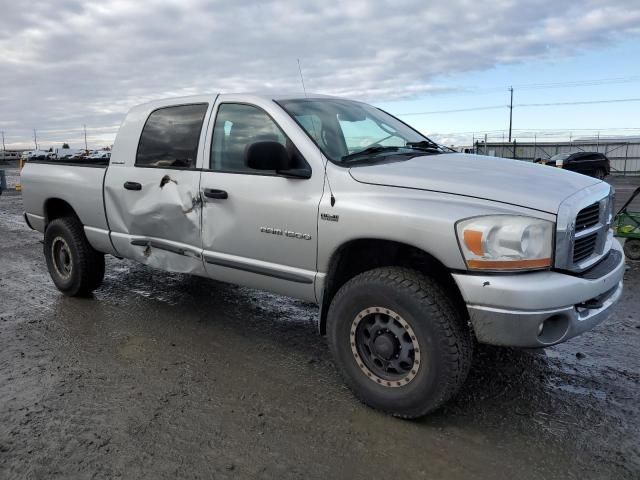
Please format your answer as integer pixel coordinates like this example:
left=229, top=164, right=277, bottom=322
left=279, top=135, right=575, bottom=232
left=105, top=101, right=213, bottom=274
left=199, top=98, right=324, bottom=302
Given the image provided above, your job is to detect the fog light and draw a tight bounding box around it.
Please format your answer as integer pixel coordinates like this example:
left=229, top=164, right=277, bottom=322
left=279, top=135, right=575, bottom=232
left=537, top=314, right=570, bottom=344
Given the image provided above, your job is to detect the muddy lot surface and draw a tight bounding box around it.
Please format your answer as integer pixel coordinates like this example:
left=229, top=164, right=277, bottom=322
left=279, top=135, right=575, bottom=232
left=0, top=173, right=638, bottom=479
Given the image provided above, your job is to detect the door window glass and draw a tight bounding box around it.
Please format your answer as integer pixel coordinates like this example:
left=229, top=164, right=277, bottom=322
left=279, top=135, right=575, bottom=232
left=210, top=103, right=286, bottom=172
left=136, top=103, right=208, bottom=168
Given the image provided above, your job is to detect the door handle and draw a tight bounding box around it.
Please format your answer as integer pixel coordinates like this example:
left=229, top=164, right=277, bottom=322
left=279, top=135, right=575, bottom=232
left=203, top=188, right=228, bottom=199
left=124, top=181, right=142, bottom=191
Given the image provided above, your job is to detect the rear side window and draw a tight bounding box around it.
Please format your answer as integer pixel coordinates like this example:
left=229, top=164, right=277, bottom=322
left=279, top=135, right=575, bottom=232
left=136, top=103, right=208, bottom=168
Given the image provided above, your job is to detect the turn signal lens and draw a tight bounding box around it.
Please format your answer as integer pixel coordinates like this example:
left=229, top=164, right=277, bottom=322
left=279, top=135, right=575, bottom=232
left=456, top=216, right=554, bottom=271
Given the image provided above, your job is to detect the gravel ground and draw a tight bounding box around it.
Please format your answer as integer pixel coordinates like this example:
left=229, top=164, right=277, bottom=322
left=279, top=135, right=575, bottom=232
left=0, top=173, right=638, bottom=479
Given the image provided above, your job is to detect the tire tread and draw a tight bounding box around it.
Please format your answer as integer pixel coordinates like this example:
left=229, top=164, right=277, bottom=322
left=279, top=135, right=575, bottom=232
left=327, top=267, right=472, bottom=418
left=44, top=216, right=105, bottom=296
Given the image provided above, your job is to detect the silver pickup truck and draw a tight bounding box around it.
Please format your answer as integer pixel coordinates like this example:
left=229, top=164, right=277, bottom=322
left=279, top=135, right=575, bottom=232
left=21, top=93, right=625, bottom=418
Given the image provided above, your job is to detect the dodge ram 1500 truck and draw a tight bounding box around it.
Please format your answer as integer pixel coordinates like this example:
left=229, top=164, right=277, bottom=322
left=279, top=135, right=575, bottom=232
left=21, top=94, right=625, bottom=418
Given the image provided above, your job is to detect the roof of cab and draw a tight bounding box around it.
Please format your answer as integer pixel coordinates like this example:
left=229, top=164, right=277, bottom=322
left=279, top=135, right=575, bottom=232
left=131, top=92, right=339, bottom=111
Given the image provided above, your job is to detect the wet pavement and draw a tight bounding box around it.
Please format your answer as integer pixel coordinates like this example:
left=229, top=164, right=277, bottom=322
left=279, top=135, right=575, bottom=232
left=0, top=174, right=638, bottom=479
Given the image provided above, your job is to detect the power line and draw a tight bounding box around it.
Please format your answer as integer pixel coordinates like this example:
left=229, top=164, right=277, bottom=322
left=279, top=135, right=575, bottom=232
left=396, top=97, right=640, bottom=116
left=414, top=75, right=640, bottom=99
left=516, top=97, right=640, bottom=107
left=510, top=75, right=640, bottom=90
left=399, top=105, right=506, bottom=115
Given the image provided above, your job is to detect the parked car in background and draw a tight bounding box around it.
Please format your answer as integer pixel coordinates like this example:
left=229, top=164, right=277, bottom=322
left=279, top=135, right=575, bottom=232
left=87, top=151, right=111, bottom=161
left=0, top=151, right=21, bottom=162
left=536, top=152, right=610, bottom=179
left=28, top=150, right=50, bottom=161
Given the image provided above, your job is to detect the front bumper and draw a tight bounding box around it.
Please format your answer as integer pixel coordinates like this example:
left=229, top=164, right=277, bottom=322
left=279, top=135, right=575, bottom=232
left=452, top=239, right=625, bottom=348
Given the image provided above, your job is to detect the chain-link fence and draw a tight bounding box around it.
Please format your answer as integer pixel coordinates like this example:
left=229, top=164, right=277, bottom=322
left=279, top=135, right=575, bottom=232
left=472, top=140, right=640, bottom=175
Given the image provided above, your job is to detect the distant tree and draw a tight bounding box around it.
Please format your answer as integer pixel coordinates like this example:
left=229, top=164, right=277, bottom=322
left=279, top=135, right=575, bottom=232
left=48, top=147, right=53, bottom=152
left=62, top=143, right=70, bottom=149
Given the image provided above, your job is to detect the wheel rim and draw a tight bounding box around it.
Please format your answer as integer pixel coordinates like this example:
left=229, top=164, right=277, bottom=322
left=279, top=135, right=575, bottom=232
left=51, top=236, right=73, bottom=279
left=350, top=307, right=421, bottom=388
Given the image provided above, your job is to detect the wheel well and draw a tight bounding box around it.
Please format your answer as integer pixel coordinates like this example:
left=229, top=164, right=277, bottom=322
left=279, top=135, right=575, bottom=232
left=318, top=239, right=467, bottom=334
left=44, top=198, right=77, bottom=225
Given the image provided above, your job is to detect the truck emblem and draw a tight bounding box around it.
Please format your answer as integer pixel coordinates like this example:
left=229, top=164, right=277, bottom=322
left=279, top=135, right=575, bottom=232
left=260, top=226, right=312, bottom=240
left=321, top=213, right=339, bottom=222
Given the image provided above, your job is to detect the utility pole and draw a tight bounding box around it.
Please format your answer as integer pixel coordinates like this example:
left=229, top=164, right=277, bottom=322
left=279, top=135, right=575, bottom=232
left=1, top=131, right=5, bottom=152
left=508, top=86, right=514, bottom=143
left=84, top=124, right=88, bottom=151
left=33, top=129, right=38, bottom=150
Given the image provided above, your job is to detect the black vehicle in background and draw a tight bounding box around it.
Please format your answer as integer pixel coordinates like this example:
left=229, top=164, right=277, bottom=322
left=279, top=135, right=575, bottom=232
left=535, top=152, right=610, bottom=179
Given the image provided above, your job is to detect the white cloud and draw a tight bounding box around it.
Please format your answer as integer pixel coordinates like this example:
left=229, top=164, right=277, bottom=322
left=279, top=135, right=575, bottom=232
left=1, top=0, right=639, bottom=148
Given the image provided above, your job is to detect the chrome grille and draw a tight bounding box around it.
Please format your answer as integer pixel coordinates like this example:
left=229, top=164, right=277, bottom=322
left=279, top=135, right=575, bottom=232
left=573, top=232, right=598, bottom=262
left=575, top=203, right=600, bottom=231
left=555, top=183, right=613, bottom=273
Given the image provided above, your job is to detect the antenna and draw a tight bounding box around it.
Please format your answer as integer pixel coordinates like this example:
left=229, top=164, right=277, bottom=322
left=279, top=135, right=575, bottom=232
left=297, top=58, right=307, bottom=97
left=296, top=59, right=336, bottom=206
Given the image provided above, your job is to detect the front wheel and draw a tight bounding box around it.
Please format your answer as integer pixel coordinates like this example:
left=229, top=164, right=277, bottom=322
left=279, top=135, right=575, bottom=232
left=44, top=216, right=105, bottom=296
left=327, top=267, right=472, bottom=418
left=624, top=238, right=640, bottom=261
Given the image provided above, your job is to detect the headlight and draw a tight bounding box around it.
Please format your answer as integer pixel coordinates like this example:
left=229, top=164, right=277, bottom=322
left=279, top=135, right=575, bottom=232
left=456, top=215, right=554, bottom=271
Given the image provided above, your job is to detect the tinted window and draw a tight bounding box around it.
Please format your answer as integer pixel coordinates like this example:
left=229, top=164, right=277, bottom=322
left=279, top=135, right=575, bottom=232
left=210, top=103, right=289, bottom=173
left=136, top=103, right=208, bottom=168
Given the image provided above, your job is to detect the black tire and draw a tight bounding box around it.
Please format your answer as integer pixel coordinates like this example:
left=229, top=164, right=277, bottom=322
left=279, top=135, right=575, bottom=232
left=44, top=216, right=105, bottom=296
left=327, top=267, right=472, bottom=418
left=624, top=239, right=640, bottom=261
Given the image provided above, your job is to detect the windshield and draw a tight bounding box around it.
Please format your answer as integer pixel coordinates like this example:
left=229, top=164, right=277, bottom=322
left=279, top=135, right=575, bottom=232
left=277, top=98, right=441, bottom=164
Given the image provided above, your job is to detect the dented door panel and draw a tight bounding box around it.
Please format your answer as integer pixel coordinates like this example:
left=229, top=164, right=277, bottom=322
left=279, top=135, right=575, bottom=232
left=104, top=166, right=205, bottom=274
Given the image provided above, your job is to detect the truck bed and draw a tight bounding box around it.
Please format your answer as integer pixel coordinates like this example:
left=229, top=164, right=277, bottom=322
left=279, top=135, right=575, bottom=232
left=21, top=161, right=111, bottom=253
left=26, top=158, right=109, bottom=167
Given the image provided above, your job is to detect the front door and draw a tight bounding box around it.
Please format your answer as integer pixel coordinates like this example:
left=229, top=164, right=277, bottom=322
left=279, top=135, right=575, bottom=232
left=199, top=101, right=323, bottom=301
left=104, top=102, right=210, bottom=274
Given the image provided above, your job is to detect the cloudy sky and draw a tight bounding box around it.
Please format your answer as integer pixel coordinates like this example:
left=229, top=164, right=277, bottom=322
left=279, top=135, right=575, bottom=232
left=2, top=0, right=640, bottom=149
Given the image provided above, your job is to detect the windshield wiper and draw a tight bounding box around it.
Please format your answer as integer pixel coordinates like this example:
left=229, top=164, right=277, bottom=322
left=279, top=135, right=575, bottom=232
left=341, top=146, right=400, bottom=162
left=405, top=140, right=442, bottom=151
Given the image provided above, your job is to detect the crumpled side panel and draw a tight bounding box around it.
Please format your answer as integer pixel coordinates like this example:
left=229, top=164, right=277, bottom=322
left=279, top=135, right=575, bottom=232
left=104, top=167, right=205, bottom=275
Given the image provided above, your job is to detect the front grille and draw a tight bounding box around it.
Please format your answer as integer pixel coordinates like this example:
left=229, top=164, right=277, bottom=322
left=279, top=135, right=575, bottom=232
left=575, top=203, right=600, bottom=231
left=556, top=184, right=611, bottom=272
left=573, top=232, right=598, bottom=263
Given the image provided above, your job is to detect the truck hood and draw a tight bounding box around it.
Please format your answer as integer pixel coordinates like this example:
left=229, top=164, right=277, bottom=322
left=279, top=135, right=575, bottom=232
left=348, top=153, right=602, bottom=214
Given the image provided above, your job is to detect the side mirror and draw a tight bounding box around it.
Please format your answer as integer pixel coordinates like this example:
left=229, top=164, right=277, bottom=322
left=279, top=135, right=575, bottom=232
left=246, top=141, right=291, bottom=171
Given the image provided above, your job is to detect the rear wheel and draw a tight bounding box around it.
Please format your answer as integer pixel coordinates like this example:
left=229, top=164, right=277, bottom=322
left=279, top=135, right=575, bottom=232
left=624, top=239, right=640, bottom=261
left=327, top=267, right=472, bottom=418
left=44, top=216, right=105, bottom=296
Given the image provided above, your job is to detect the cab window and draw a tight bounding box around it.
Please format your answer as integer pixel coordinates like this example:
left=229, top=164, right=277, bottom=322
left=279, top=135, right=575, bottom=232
left=136, top=103, right=208, bottom=168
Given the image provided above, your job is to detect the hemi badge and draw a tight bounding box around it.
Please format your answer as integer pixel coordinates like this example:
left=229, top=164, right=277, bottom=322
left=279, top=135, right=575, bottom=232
left=321, top=213, right=339, bottom=222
